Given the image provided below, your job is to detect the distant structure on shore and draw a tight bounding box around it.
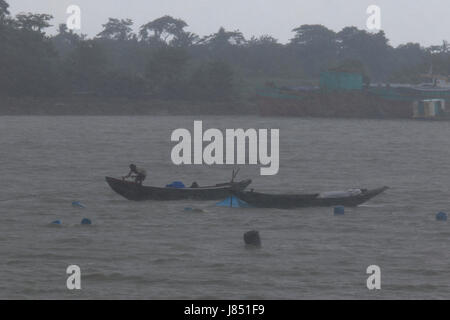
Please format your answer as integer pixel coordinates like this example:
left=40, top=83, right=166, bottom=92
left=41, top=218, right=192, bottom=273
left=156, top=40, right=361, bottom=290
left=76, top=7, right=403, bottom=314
left=413, top=99, right=447, bottom=120
left=319, top=71, right=363, bottom=91
left=257, top=68, right=450, bottom=120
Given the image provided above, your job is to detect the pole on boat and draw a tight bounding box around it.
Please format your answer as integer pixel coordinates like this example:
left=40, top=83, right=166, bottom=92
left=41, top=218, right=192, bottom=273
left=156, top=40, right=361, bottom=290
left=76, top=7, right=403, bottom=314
left=231, top=168, right=240, bottom=183
left=230, top=169, right=234, bottom=207
left=230, top=168, right=240, bottom=207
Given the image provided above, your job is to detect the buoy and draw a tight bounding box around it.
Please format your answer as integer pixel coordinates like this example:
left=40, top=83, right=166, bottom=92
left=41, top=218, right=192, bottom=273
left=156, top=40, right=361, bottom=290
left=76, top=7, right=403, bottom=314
left=81, top=218, right=92, bottom=225
left=215, top=196, right=251, bottom=208
left=244, top=230, right=261, bottom=247
left=72, top=201, right=86, bottom=208
left=334, top=206, right=345, bottom=215
left=436, top=212, right=448, bottom=221
left=184, top=207, right=193, bottom=211
left=51, top=220, right=62, bottom=225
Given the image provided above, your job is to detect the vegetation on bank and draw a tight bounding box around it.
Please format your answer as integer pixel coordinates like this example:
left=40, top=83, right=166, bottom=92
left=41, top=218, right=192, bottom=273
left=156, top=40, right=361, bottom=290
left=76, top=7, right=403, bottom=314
left=1, top=0, right=450, bottom=109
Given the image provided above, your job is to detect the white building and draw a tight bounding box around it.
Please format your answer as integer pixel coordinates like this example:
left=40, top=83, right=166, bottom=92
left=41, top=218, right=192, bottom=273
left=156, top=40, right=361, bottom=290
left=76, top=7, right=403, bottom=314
left=413, top=99, right=446, bottom=118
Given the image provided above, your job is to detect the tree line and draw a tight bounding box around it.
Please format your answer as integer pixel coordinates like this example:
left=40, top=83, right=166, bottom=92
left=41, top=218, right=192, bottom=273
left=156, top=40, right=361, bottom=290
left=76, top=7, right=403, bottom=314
left=1, top=0, right=449, bottom=100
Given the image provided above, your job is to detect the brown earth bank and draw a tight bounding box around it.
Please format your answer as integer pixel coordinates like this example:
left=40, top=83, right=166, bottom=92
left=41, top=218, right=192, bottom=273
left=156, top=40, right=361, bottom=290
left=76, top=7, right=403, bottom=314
left=0, top=92, right=413, bottom=119
left=258, top=91, right=413, bottom=119
left=0, top=96, right=258, bottom=116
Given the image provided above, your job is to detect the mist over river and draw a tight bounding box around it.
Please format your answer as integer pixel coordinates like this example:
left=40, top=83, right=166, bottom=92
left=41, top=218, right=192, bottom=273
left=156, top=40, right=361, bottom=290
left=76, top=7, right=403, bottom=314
left=0, top=115, right=449, bottom=299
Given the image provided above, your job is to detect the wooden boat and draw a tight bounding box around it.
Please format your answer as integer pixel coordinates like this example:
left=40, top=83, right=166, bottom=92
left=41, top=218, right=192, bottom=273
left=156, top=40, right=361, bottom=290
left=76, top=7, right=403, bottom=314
left=105, top=177, right=252, bottom=201
left=232, top=186, right=389, bottom=209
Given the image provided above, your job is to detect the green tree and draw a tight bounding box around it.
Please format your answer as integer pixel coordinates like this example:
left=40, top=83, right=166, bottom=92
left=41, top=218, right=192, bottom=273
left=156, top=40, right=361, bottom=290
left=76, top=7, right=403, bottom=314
left=100, top=71, right=146, bottom=97
left=52, top=23, right=82, bottom=57
left=289, top=24, right=337, bottom=76
left=200, top=27, right=246, bottom=48
left=244, top=35, right=295, bottom=77
left=15, top=13, right=53, bottom=33
left=170, top=31, right=199, bottom=47
left=0, top=24, right=60, bottom=96
left=97, top=18, right=134, bottom=41
left=248, top=35, right=278, bottom=46
left=197, top=27, right=246, bottom=65
left=290, top=24, right=336, bottom=46
left=145, top=47, right=189, bottom=98
left=336, top=27, right=393, bottom=81
left=140, top=15, right=188, bottom=45
left=190, top=60, right=234, bottom=101
left=65, top=40, right=109, bottom=93
left=0, top=0, right=9, bottom=21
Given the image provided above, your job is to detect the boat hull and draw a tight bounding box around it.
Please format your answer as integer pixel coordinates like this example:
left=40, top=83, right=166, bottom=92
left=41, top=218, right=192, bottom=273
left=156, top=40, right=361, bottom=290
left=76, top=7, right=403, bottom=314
left=105, top=177, right=252, bottom=201
left=233, top=187, right=389, bottom=209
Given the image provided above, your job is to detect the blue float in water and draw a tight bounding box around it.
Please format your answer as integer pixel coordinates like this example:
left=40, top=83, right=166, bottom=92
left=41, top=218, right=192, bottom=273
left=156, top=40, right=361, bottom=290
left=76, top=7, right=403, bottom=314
left=184, top=207, right=193, bottom=211
left=72, top=201, right=86, bottom=208
left=51, top=220, right=62, bottom=225
left=436, top=212, right=448, bottom=221
left=81, top=218, right=92, bottom=225
left=166, top=181, right=185, bottom=188
left=216, top=196, right=251, bottom=208
left=334, top=206, right=345, bottom=215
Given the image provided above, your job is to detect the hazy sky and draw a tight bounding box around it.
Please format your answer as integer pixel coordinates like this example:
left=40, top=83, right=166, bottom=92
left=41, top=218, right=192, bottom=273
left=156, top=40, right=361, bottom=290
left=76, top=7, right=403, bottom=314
left=7, top=0, right=450, bottom=46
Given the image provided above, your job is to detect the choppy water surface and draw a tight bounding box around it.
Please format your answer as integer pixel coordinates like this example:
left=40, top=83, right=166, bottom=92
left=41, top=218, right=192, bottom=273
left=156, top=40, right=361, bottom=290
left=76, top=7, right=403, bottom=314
left=0, top=116, right=449, bottom=299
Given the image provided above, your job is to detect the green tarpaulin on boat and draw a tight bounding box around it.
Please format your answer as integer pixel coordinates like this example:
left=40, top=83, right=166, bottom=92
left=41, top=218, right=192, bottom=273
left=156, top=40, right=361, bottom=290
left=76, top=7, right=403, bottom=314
left=215, top=196, right=251, bottom=208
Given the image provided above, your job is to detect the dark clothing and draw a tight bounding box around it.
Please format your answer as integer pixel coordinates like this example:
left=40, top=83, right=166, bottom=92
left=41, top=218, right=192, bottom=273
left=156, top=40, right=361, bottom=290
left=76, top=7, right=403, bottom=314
left=135, top=173, right=146, bottom=185
left=125, top=166, right=147, bottom=185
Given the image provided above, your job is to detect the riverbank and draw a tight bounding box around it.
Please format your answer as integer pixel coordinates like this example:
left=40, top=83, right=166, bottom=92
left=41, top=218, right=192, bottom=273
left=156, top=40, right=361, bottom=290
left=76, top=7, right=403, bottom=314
left=0, top=96, right=258, bottom=116
left=258, top=91, right=413, bottom=119
left=0, top=92, right=415, bottom=119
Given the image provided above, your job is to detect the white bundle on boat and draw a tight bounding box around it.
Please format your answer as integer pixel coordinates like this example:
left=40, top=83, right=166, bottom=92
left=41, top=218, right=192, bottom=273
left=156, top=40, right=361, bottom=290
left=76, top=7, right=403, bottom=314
left=318, top=188, right=362, bottom=199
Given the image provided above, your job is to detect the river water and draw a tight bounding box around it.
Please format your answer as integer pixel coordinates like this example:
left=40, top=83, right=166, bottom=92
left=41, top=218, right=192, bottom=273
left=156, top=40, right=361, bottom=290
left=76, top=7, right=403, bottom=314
left=0, top=115, right=449, bottom=299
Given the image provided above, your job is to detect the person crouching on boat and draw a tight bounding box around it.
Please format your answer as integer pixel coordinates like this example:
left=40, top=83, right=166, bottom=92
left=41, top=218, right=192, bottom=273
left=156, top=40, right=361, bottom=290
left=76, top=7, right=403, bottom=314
left=123, top=164, right=147, bottom=185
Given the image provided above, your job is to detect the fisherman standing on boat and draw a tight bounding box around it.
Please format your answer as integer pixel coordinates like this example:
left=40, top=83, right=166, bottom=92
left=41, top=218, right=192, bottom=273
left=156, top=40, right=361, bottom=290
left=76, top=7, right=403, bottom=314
left=123, top=164, right=147, bottom=185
